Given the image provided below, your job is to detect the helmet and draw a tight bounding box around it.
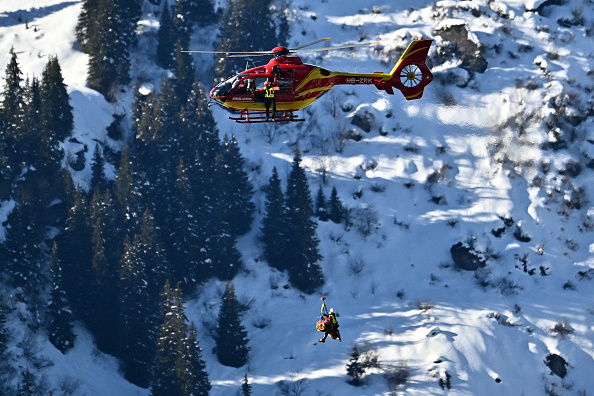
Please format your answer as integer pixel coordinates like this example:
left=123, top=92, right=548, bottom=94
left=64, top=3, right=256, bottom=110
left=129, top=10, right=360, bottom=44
left=329, top=308, right=334, bottom=314
left=265, top=80, right=270, bottom=85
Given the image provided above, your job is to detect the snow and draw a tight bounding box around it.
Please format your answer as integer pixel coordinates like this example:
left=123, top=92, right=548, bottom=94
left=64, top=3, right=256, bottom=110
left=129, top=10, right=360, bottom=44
left=1, top=0, right=594, bottom=395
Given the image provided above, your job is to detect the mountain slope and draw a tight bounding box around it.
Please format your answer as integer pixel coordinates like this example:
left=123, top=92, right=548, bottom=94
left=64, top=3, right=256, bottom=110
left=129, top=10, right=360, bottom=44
left=0, top=0, right=593, bottom=395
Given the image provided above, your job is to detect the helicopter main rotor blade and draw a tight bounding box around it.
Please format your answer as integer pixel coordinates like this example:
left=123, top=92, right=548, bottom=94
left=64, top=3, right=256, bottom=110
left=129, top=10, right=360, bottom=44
left=180, top=50, right=272, bottom=54
left=227, top=51, right=274, bottom=58
left=291, top=42, right=380, bottom=54
left=290, top=37, right=331, bottom=51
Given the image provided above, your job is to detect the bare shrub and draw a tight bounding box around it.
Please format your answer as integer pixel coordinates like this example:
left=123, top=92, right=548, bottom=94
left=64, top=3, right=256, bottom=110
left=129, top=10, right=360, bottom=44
left=347, top=254, right=366, bottom=275
left=349, top=205, right=380, bottom=236
left=415, top=299, right=435, bottom=312
left=277, top=373, right=308, bottom=396
left=385, top=360, right=410, bottom=392
left=252, top=317, right=271, bottom=329
left=549, top=320, right=574, bottom=338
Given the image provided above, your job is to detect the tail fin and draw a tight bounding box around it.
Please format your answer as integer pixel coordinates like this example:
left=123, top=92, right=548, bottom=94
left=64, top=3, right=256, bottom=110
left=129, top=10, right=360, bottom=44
left=378, top=39, right=433, bottom=100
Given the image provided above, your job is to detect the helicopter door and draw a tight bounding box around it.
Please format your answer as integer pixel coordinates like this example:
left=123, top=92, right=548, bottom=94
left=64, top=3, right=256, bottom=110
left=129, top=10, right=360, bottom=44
left=275, top=78, right=294, bottom=103
left=254, top=78, right=270, bottom=103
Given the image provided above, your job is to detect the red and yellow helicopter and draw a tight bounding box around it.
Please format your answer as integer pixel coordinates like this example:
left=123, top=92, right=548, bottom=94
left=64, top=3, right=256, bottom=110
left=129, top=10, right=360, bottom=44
left=186, top=38, right=433, bottom=123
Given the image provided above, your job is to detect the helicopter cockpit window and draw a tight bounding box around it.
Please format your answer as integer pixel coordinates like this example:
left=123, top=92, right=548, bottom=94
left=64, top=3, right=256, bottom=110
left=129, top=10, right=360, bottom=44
left=212, top=75, right=240, bottom=97
left=234, top=78, right=254, bottom=95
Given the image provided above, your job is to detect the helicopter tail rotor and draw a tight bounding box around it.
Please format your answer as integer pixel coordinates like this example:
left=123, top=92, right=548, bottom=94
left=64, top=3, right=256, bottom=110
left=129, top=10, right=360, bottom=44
left=382, top=39, right=433, bottom=100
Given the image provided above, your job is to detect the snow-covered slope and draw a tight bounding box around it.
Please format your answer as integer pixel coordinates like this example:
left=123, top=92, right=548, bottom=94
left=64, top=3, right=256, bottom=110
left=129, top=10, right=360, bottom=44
left=1, top=0, right=593, bottom=395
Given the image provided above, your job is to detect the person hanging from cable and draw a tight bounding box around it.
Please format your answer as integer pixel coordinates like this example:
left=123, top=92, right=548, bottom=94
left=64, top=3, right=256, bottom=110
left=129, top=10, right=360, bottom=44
left=316, top=297, right=341, bottom=343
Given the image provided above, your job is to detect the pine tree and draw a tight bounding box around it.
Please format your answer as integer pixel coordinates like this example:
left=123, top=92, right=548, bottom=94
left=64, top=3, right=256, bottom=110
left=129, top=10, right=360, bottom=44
left=261, top=167, right=286, bottom=271
left=90, top=144, right=107, bottom=193
left=283, top=149, right=324, bottom=293
left=16, top=369, right=41, bottom=396
left=1, top=196, right=43, bottom=295
left=167, top=158, right=205, bottom=286
left=118, top=234, right=159, bottom=388
left=206, top=155, right=243, bottom=281
left=328, top=186, right=345, bottom=224
left=39, top=56, right=73, bottom=177
left=114, top=145, right=135, bottom=213
left=175, top=42, right=195, bottom=103
left=346, top=344, right=365, bottom=386
left=218, top=134, right=255, bottom=236
left=152, top=282, right=210, bottom=396
left=0, top=295, right=16, bottom=394
left=215, top=0, right=279, bottom=78
left=1, top=47, right=25, bottom=168
left=58, top=187, right=93, bottom=320
left=84, top=0, right=137, bottom=99
left=186, top=323, right=211, bottom=396
left=215, top=283, right=249, bottom=367
left=276, top=0, right=291, bottom=47
left=22, top=76, right=43, bottom=168
left=156, top=4, right=176, bottom=70
left=315, top=185, right=328, bottom=221
left=47, top=242, right=76, bottom=354
left=241, top=373, right=252, bottom=396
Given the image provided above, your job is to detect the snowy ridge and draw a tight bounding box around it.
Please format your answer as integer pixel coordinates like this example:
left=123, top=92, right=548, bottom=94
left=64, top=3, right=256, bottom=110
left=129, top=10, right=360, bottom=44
left=1, top=0, right=593, bottom=395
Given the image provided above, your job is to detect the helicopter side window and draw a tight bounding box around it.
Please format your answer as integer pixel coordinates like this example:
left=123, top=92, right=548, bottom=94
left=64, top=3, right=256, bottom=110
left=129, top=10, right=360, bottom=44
left=255, top=78, right=270, bottom=91
left=276, top=78, right=293, bottom=93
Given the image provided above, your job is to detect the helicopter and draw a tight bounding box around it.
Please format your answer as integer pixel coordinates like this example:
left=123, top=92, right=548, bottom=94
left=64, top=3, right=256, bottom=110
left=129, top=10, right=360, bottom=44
left=184, top=38, right=433, bottom=123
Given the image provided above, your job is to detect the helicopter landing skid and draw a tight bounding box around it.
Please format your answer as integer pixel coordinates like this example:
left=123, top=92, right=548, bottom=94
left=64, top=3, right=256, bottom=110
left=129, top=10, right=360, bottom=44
left=229, top=110, right=305, bottom=124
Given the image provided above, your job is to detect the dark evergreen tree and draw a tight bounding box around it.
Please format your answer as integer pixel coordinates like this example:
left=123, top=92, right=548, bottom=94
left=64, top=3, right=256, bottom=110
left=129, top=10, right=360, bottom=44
left=0, top=299, right=15, bottom=394
left=328, top=186, right=345, bottom=224
left=114, top=145, right=135, bottom=214
left=156, top=4, right=177, bottom=70
left=138, top=208, right=170, bottom=298
left=167, top=158, right=205, bottom=286
left=176, top=0, right=215, bottom=28
left=276, top=0, right=291, bottom=48
left=39, top=56, right=73, bottom=178
left=206, top=155, right=243, bottom=281
left=346, top=344, right=365, bottom=386
left=214, top=283, right=249, bottom=367
left=186, top=323, right=211, bottom=396
left=241, top=373, right=252, bottom=396
left=215, top=0, right=278, bottom=78
left=260, top=167, right=286, bottom=271
left=219, top=134, right=255, bottom=236
left=1, top=195, right=43, bottom=296
left=84, top=0, right=139, bottom=99
left=16, top=369, right=42, bottom=396
left=315, top=185, right=328, bottom=221
left=90, top=144, right=107, bottom=193
left=76, top=0, right=101, bottom=51
left=47, top=242, right=76, bottom=354
left=283, top=149, right=324, bottom=293
left=58, top=187, right=93, bottom=320
left=1, top=47, right=25, bottom=169
left=118, top=234, right=159, bottom=388
left=152, top=281, right=210, bottom=396
left=22, top=76, right=43, bottom=168
left=175, top=42, right=195, bottom=103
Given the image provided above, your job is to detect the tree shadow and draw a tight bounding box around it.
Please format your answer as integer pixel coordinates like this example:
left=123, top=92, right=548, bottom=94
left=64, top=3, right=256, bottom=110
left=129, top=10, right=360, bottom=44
left=0, top=2, right=80, bottom=29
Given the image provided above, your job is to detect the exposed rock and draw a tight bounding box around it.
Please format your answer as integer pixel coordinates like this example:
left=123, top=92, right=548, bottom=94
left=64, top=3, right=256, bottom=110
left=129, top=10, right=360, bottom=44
left=450, top=242, right=487, bottom=271
left=434, top=20, right=488, bottom=74
left=351, top=110, right=375, bottom=132
left=545, top=353, right=568, bottom=378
